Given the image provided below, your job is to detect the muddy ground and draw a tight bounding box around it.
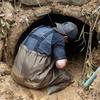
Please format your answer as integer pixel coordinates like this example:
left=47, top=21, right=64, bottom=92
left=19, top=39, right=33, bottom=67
left=0, top=46, right=100, bottom=100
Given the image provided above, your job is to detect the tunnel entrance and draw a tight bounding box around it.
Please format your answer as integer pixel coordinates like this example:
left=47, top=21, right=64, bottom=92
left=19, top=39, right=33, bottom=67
left=14, top=13, right=98, bottom=58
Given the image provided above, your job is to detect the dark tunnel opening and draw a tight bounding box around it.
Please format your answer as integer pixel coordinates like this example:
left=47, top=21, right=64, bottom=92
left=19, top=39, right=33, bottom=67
left=14, top=13, right=98, bottom=59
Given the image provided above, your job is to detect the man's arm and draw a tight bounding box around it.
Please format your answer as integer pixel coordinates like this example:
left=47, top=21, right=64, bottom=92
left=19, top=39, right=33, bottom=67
left=53, top=43, right=68, bottom=69
left=52, top=32, right=69, bottom=69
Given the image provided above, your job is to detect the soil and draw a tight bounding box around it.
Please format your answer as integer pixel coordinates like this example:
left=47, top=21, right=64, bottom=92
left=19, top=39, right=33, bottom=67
left=0, top=46, right=100, bottom=100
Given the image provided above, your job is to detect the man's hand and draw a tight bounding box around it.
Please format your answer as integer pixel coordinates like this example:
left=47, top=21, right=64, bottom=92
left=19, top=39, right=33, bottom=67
left=56, top=59, right=68, bottom=69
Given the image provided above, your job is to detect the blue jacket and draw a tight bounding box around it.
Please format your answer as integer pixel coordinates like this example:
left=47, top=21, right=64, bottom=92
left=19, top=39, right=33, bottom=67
left=22, top=25, right=66, bottom=60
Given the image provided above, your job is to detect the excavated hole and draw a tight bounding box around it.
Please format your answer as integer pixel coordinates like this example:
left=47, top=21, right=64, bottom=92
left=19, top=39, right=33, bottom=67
left=14, top=13, right=98, bottom=59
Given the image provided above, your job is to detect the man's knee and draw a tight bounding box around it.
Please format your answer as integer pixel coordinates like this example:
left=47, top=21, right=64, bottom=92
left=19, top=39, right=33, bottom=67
left=56, top=59, right=68, bottom=69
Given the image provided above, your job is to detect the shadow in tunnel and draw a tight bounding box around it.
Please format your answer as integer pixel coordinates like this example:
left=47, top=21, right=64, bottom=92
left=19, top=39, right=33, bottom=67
left=14, top=13, right=98, bottom=58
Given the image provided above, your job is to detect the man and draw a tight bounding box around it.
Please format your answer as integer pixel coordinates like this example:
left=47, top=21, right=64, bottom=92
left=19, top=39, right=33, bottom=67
left=11, top=21, right=78, bottom=94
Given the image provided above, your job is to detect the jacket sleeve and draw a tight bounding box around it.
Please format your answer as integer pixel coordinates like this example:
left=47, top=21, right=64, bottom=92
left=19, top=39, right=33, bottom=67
left=52, top=34, right=66, bottom=61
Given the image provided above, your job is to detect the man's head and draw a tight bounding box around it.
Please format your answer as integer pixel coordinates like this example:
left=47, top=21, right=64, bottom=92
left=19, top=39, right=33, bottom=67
left=54, top=22, right=78, bottom=42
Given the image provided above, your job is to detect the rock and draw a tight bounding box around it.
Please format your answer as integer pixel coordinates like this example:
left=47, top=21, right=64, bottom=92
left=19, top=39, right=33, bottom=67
left=48, top=0, right=90, bottom=6
left=69, top=0, right=90, bottom=6
left=20, top=0, right=47, bottom=6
